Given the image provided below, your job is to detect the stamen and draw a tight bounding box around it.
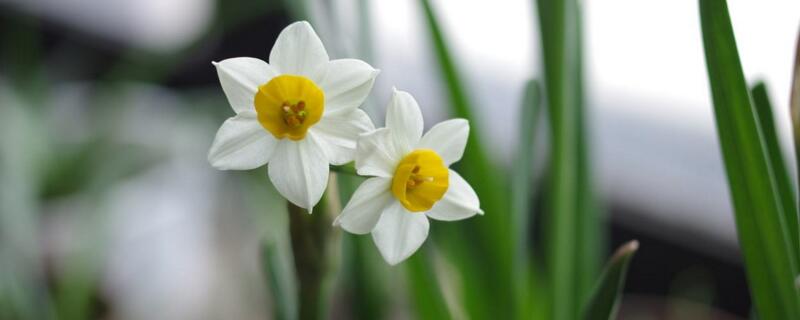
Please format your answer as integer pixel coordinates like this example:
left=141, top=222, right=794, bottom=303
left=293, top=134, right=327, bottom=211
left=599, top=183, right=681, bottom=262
left=281, top=100, right=309, bottom=127
left=405, top=172, right=435, bottom=189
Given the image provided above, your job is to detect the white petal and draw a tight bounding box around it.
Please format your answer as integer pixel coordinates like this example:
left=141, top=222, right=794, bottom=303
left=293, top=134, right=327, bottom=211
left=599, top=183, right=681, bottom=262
left=426, top=169, right=483, bottom=221
left=269, top=21, right=329, bottom=79
left=213, top=57, right=278, bottom=113
left=267, top=134, right=330, bottom=210
left=333, top=177, right=393, bottom=234
left=386, top=89, right=423, bottom=154
left=208, top=112, right=277, bottom=170
left=312, top=109, right=375, bottom=165
left=371, top=202, right=429, bottom=265
left=318, top=59, right=379, bottom=116
left=417, top=119, right=469, bottom=165
left=355, top=128, right=402, bottom=178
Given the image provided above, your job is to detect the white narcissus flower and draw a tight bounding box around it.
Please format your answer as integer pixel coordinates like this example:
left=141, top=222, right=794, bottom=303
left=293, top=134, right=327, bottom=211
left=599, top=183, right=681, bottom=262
left=334, top=89, right=483, bottom=265
left=208, top=21, right=379, bottom=210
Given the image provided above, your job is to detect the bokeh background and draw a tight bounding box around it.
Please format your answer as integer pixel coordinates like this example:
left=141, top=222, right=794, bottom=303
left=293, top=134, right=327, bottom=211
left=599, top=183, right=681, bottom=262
left=1, top=0, right=799, bottom=319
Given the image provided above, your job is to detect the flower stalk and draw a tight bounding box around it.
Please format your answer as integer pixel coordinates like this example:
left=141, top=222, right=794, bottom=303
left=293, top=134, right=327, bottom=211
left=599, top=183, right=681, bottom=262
left=288, top=173, right=341, bottom=320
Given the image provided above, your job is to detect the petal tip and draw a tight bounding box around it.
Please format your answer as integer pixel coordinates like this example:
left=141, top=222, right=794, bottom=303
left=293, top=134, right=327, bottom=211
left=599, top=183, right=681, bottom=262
left=285, top=20, right=316, bottom=35
left=207, top=152, right=226, bottom=170
left=209, top=161, right=231, bottom=171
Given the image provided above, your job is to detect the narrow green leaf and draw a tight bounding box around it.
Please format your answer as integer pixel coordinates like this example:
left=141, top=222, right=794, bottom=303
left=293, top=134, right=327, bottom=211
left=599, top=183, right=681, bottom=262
left=699, top=0, right=800, bottom=318
left=573, top=4, right=604, bottom=300
left=513, top=80, right=541, bottom=250
left=582, top=240, right=639, bottom=320
left=536, top=0, right=601, bottom=317
left=262, top=243, right=298, bottom=320
left=511, top=79, right=541, bottom=317
left=337, top=175, right=389, bottom=320
left=791, top=30, right=800, bottom=245
left=750, top=82, right=799, bottom=266
left=406, top=247, right=452, bottom=320
left=418, top=0, right=516, bottom=318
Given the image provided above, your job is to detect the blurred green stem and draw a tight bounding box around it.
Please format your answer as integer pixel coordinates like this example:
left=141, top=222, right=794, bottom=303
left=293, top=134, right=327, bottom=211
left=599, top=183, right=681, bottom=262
left=287, top=173, right=341, bottom=320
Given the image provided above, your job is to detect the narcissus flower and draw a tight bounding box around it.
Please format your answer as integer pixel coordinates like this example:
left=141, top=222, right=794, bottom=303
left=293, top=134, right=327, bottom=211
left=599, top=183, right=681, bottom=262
left=334, top=89, right=483, bottom=265
left=208, top=21, right=378, bottom=210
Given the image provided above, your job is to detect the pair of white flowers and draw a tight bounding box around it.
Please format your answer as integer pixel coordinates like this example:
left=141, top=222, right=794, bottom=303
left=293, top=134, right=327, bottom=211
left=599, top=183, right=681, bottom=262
left=208, top=21, right=482, bottom=265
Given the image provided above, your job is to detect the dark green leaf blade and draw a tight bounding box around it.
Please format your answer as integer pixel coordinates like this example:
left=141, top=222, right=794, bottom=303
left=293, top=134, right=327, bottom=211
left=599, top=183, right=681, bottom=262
left=582, top=240, right=639, bottom=320
left=511, top=79, right=541, bottom=317
left=699, top=0, right=800, bottom=318
left=536, top=0, right=602, bottom=318
left=750, top=82, right=799, bottom=267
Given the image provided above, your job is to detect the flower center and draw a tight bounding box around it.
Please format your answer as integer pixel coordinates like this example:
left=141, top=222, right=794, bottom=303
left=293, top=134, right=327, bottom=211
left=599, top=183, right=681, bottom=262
left=254, top=75, right=324, bottom=140
left=391, top=149, right=449, bottom=212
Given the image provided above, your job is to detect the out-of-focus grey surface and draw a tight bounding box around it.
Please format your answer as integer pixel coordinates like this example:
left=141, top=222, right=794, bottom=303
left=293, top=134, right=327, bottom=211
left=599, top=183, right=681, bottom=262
left=1, top=0, right=214, bottom=52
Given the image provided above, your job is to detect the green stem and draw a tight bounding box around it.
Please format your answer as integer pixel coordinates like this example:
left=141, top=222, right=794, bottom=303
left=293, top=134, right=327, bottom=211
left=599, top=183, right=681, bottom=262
left=288, top=173, right=341, bottom=320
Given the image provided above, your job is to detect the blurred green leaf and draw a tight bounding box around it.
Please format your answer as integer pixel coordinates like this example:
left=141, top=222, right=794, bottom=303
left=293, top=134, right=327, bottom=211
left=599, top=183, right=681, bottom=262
left=536, top=0, right=601, bottom=317
left=573, top=5, right=604, bottom=301
left=512, top=80, right=541, bottom=249
left=336, top=175, right=389, bottom=320
left=343, top=235, right=388, bottom=320
left=0, top=13, right=44, bottom=100
left=418, top=0, right=516, bottom=319
left=406, top=247, right=452, bottom=320
left=53, top=259, right=97, bottom=320
left=582, top=241, right=638, bottom=320
left=262, top=242, right=298, bottom=320
left=699, top=0, right=800, bottom=318
left=791, top=30, right=800, bottom=235
left=247, top=174, right=297, bottom=320
left=750, top=82, right=799, bottom=265
left=511, top=79, right=541, bottom=317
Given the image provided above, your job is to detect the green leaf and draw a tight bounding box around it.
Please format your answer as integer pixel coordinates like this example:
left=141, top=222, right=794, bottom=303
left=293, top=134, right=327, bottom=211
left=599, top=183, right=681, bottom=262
left=791, top=30, right=800, bottom=244
left=418, top=0, right=516, bottom=318
left=512, top=80, right=541, bottom=249
left=262, top=243, right=298, bottom=320
left=511, top=79, right=541, bottom=317
left=582, top=241, right=639, bottom=320
left=536, top=0, right=601, bottom=317
left=699, top=0, right=800, bottom=318
left=750, top=82, right=799, bottom=266
left=337, top=175, right=389, bottom=320
left=406, top=247, right=452, bottom=320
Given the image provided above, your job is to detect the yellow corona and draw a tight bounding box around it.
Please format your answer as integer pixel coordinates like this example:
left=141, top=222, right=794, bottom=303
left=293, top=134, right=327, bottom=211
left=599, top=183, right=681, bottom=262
left=254, top=75, right=324, bottom=140
left=391, top=149, right=449, bottom=212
